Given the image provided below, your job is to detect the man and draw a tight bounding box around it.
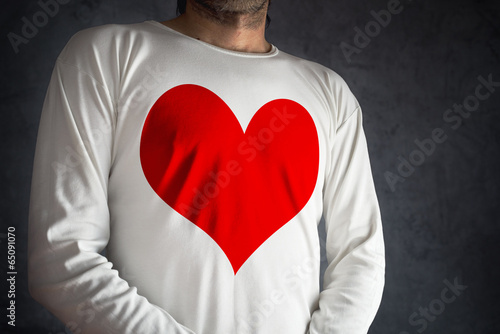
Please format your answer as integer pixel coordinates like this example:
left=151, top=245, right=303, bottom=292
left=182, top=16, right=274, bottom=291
left=28, top=0, right=385, bottom=333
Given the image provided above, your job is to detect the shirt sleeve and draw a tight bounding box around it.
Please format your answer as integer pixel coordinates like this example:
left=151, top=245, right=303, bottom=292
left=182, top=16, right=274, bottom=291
left=308, top=106, right=386, bottom=334
left=27, top=58, right=196, bottom=334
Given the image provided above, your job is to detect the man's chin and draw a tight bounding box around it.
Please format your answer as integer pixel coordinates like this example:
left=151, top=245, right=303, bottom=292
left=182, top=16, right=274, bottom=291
left=191, top=0, right=268, bottom=15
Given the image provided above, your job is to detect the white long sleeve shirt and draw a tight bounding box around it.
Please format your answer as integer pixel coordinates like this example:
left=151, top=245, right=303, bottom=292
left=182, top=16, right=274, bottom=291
left=28, top=21, right=385, bottom=334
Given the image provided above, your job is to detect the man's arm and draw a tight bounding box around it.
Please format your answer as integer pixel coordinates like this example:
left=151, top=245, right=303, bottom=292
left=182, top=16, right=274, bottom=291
left=308, top=106, right=385, bottom=334
left=28, top=57, right=196, bottom=334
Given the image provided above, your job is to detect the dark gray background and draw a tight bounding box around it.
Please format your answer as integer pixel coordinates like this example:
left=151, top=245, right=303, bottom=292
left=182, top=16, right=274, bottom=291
left=1, top=0, right=499, bottom=333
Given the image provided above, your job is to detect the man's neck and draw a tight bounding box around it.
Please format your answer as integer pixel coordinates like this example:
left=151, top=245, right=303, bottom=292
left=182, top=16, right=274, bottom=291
left=161, top=1, right=271, bottom=53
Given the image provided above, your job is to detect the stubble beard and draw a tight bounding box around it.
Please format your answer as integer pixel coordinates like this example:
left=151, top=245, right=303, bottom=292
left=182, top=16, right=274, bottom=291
left=190, top=0, right=269, bottom=28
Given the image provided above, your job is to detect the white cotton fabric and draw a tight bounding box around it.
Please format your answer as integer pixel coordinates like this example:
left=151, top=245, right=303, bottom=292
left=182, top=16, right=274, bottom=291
left=28, top=21, right=385, bottom=334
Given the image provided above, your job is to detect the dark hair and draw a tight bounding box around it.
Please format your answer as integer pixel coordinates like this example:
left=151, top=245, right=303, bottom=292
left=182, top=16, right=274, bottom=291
left=176, top=0, right=272, bottom=28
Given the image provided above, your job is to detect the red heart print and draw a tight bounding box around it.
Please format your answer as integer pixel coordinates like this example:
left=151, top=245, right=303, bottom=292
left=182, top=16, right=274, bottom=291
left=140, top=84, right=319, bottom=274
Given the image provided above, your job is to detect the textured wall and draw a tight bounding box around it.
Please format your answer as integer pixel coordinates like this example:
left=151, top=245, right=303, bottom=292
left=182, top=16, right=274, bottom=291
left=1, top=0, right=499, bottom=333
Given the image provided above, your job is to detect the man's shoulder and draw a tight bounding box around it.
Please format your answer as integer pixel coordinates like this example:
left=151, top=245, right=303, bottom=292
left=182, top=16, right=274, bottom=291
left=276, top=49, right=350, bottom=90
left=275, top=49, right=361, bottom=127
left=57, top=21, right=156, bottom=64
left=66, top=21, right=154, bottom=45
